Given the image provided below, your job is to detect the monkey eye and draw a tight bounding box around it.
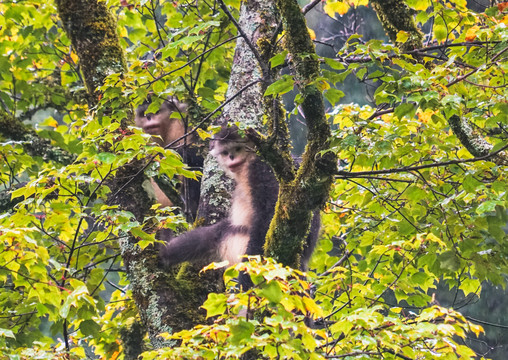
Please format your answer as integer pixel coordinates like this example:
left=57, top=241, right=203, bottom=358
left=221, top=150, right=229, bottom=156
left=235, top=147, right=242, bottom=152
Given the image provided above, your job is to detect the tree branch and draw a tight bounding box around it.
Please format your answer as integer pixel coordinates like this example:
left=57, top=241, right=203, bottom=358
left=337, top=142, right=508, bottom=178
left=217, top=0, right=269, bottom=78
left=0, top=112, right=76, bottom=165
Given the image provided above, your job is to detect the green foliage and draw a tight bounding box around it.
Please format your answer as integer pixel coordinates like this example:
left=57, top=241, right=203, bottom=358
left=0, top=0, right=234, bottom=358
left=1, top=0, right=507, bottom=359
left=144, top=258, right=482, bottom=359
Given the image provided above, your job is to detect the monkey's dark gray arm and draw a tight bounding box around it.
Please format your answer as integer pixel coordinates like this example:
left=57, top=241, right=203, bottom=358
left=158, top=221, right=228, bottom=267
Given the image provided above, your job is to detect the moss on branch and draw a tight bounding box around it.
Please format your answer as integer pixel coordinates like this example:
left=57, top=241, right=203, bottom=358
left=0, top=111, right=76, bottom=164
left=448, top=115, right=508, bottom=164
left=263, top=0, right=337, bottom=268
left=55, top=0, right=126, bottom=102
left=371, top=0, right=423, bottom=51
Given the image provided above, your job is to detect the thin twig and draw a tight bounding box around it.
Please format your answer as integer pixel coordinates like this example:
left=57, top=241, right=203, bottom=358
left=302, top=0, right=321, bottom=14
left=143, top=35, right=240, bottom=86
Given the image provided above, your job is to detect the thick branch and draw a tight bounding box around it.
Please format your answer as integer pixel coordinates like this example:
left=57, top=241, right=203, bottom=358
left=0, top=111, right=76, bottom=165
left=264, top=0, right=337, bottom=268
left=371, top=0, right=423, bottom=51
left=448, top=115, right=508, bottom=164
left=55, top=0, right=127, bottom=103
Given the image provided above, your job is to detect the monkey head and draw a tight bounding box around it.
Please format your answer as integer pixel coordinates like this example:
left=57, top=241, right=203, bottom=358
left=210, top=127, right=256, bottom=178
left=135, top=96, right=187, bottom=146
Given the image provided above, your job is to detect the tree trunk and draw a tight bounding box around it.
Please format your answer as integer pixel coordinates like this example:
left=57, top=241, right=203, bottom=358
left=54, top=0, right=336, bottom=350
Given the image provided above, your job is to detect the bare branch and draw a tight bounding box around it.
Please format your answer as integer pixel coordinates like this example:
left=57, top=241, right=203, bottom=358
left=337, top=142, right=508, bottom=178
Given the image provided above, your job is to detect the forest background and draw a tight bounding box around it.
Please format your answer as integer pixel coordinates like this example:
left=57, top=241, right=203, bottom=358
left=1, top=0, right=508, bottom=359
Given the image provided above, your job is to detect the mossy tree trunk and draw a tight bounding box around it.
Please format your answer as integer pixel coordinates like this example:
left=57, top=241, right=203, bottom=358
left=370, top=0, right=423, bottom=52
left=260, top=0, right=337, bottom=268
left=55, top=0, right=126, bottom=105
left=54, top=0, right=336, bottom=350
left=53, top=0, right=211, bottom=350
left=198, top=0, right=279, bottom=224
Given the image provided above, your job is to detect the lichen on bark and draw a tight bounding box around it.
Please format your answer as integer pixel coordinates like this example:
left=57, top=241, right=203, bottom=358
left=448, top=115, right=508, bottom=164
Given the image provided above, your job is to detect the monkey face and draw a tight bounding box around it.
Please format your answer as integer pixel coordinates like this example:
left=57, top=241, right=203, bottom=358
left=211, top=142, right=254, bottom=178
left=135, top=103, right=185, bottom=146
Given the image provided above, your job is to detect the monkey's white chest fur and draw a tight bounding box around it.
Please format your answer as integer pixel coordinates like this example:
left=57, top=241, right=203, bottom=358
left=219, top=177, right=253, bottom=264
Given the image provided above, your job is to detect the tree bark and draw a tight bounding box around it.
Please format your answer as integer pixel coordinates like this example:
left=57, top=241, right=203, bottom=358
left=54, top=0, right=335, bottom=349
left=370, top=0, right=423, bottom=51
left=53, top=0, right=193, bottom=349
left=55, top=0, right=126, bottom=104
left=198, top=0, right=279, bottom=224
left=262, top=0, right=337, bottom=268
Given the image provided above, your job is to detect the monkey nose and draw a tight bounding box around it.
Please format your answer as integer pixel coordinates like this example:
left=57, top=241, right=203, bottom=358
left=229, top=155, right=235, bottom=160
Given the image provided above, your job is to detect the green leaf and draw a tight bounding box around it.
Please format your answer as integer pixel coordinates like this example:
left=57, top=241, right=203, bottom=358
left=202, top=293, right=227, bottom=318
left=264, top=75, right=294, bottom=96
left=463, top=174, right=484, bottom=193
left=476, top=201, right=503, bottom=214
left=0, top=328, right=15, bottom=339
left=130, top=227, right=155, bottom=242
left=60, top=296, right=74, bottom=319
left=394, top=103, right=416, bottom=119
left=406, top=186, right=426, bottom=202
left=79, top=319, right=101, bottom=336
left=324, top=88, right=345, bottom=106
left=356, top=67, right=367, bottom=80
left=230, top=320, right=255, bottom=345
left=324, top=57, right=345, bottom=70
left=270, top=50, right=288, bottom=68
left=438, top=251, right=460, bottom=272
left=97, top=152, right=116, bottom=164
left=433, top=17, right=448, bottom=43
left=259, top=280, right=283, bottom=303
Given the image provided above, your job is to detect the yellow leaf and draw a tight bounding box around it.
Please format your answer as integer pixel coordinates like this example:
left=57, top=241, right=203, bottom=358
left=303, top=297, right=324, bottom=317
left=201, top=261, right=229, bottom=272
left=323, top=1, right=350, bottom=18
left=41, top=117, right=58, bottom=128
left=396, top=31, right=409, bottom=43
left=307, top=27, right=316, bottom=40
left=407, top=0, right=430, bottom=11
left=196, top=127, right=211, bottom=140
left=469, top=322, right=484, bottom=337
left=465, top=25, right=480, bottom=41
left=417, top=109, right=437, bottom=123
